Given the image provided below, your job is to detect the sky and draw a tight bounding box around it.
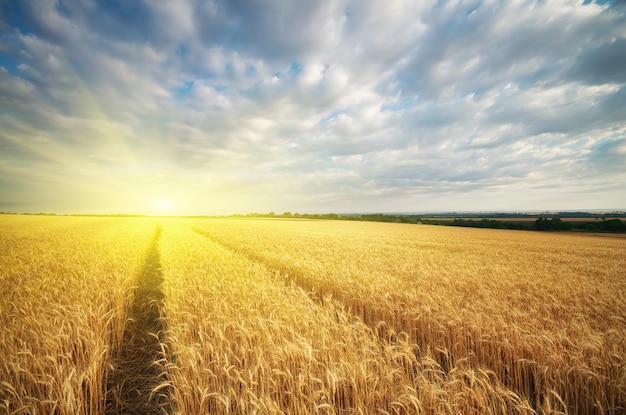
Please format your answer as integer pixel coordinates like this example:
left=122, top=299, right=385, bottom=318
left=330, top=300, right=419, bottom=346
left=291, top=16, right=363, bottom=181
left=1, top=0, right=625, bottom=215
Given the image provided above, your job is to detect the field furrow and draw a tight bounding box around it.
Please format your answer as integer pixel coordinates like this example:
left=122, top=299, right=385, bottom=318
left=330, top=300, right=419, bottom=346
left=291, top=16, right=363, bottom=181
left=105, top=225, right=171, bottom=415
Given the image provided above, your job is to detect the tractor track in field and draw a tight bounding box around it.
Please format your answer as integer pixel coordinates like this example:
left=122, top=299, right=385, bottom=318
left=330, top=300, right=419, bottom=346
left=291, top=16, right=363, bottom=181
left=106, top=225, right=171, bottom=415
left=189, top=226, right=340, bottom=309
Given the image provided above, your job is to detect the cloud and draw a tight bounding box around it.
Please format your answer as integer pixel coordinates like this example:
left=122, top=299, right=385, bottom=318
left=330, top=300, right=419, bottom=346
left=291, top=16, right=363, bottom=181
left=0, top=0, right=625, bottom=214
left=588, top=137, right=626, bottom=173
left=570, top=39, right=626, bottom=85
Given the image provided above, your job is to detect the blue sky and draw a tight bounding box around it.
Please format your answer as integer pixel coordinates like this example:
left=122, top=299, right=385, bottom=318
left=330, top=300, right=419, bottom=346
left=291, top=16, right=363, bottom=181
left=1, top=0, right=625, bottom=215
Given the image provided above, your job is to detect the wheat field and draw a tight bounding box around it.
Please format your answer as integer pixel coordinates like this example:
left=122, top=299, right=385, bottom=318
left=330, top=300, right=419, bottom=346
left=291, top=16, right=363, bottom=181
left=0, top=215, right=155, bottom=414
left=1, top=215, right=624, bottom=414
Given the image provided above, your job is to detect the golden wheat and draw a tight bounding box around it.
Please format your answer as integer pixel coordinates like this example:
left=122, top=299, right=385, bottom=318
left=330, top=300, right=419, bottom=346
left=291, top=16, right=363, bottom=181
left=1, top=215, right=624, bottom=414
left=0, top=215, right=155, bottom=414
left=184, top=218, right=626, bottom=414
left=159, top=220, right=536, bottom=414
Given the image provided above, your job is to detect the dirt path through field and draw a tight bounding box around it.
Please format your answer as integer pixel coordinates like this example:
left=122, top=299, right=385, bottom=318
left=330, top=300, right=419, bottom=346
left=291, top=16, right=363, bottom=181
left=106, top=225, right=171, bottom=414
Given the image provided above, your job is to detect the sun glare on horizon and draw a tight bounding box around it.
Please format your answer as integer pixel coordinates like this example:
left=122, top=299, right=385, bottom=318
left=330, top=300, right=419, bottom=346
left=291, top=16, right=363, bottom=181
left=156, top=200, right=172, bottom=212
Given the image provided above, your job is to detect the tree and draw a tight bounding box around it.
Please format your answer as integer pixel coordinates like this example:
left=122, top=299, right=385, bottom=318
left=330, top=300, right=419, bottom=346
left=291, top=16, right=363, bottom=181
left=551, top=217, right=564, bottom=230
left=604, top=219, right=625, bottom=232
left=535, top=218, right=551, bottom=230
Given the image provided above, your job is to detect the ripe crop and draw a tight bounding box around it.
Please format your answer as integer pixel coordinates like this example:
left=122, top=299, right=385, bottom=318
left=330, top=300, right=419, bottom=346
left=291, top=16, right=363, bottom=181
left=0, top=215, right=155, bottom=414
left=1, top=215, right=624, bottom=414
left=185, top=218, right=626, bottom=414
left=159, top=222, right=536, bottom=414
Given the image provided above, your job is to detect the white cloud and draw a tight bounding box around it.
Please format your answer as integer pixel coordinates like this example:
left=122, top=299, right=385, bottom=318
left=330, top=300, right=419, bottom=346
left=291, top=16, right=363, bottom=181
left=0, top=0, right=625, bottom=214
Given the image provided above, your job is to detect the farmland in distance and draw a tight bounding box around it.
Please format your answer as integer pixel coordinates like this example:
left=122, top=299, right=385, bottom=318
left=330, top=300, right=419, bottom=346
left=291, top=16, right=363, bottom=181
left=1, top=215, right=625, bottom=414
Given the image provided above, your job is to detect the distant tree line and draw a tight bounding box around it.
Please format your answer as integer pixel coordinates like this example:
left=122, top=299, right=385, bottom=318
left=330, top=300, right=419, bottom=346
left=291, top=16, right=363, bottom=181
left=238, top=212, right=626, bottom=233
left=443, top=217, right=626, bottom=232
left=444, top=217, right=625, bottom=232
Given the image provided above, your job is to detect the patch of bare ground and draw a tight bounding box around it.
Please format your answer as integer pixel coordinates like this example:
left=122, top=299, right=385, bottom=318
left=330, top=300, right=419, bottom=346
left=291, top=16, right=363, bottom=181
left=106, top=225, right=171, bottom=414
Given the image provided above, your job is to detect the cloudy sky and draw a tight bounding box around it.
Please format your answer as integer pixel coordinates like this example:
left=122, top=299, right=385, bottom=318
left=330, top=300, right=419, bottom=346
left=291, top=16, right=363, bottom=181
left=1, top=0, right=625, bottom=215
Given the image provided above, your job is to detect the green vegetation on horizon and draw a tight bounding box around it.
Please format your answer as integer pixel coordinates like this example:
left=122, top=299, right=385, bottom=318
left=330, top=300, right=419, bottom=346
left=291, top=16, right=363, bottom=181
left=236, top=212, right=626, bottom=233
left=2, top=211, right=625, bottom=233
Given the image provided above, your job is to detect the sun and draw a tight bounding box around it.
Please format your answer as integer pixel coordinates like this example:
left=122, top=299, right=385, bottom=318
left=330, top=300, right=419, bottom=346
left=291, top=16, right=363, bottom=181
left=156, top=200, right=172, bottom=211
left=149, top=199, right=178, bottom=216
